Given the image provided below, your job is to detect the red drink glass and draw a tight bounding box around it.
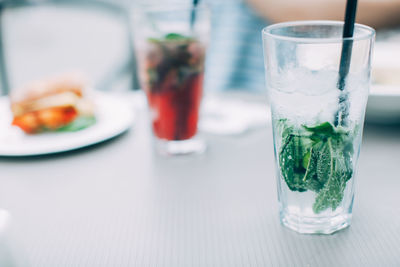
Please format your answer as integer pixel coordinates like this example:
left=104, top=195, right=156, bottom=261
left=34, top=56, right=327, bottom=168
left=134, top=5, right=209, bottom=155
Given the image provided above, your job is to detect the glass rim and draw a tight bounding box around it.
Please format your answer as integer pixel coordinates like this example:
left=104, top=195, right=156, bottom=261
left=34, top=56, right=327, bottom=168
left=262, top=20, right=375, bottom=43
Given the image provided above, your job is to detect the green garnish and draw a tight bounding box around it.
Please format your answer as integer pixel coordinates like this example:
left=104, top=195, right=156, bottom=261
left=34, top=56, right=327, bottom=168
left=277, top=119, right=354, bottom=213
left=148, top=33, right=193, bottom=43
left=165, top=33, right=187, bottom=40
left=56, top=116, right=96, bottom=132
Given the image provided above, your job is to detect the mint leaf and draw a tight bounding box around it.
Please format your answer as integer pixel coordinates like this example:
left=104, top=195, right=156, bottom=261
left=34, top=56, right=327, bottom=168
left=279, top=134, right=308, bottom=192
left=312, top=137, right=352, bottom=213
left=314, top=140, right=332, bottom=186
left=148, top=33, right=193, bottom=43
left=277, top=120, right=355, bottom=213
left=302, top=146, right=323, bottom=192
left=312, top=166, right=347, bottom=213
left=164, top=33, right=187, bottom=40
left=278, top=120, right=313, bottom=192
left=304, top=122, right=335, bottom=135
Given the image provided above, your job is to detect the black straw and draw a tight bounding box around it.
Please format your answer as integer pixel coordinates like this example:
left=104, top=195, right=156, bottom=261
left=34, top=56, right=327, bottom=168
left=334, top=0, right=358, bottom=127
left=190, top=0, right=199, bottom=30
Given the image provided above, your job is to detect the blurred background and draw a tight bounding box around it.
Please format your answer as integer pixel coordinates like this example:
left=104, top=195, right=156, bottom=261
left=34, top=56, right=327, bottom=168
left=0, top=0, right=136, bottom=94
left=1, top=0, right=400, bottom=124
left=0, top=0, right=272, bottom=95
left=0, top=0, right=399, bottom=154
left=1, top=0, right=399, bottom=95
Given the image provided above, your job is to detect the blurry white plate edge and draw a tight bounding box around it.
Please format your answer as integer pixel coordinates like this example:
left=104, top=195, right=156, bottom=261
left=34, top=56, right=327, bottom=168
left=367, top=84, right=400, bottom=123
left=0, top=91, right=135, bottom=156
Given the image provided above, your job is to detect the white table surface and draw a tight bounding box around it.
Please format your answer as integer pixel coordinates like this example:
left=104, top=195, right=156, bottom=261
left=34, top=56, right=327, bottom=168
left=0, top=92, right=399, bottom=267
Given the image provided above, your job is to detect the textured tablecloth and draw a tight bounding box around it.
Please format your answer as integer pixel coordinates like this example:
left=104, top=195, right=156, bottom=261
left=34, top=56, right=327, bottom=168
left=0, top=92, right=399, bottom=267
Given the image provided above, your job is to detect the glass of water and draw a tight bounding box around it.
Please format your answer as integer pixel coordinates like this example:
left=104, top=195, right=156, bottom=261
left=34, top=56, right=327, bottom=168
left=262, top=21, right=375, bottom=234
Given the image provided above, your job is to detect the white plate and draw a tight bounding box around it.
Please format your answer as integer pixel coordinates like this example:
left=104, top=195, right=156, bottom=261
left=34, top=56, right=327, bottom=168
left=367, top=39, right=400, bottom=123
left=200, top=95, right=270, bottom=135
left=0, top=92, right=135, bottom=156
left=367, top=84, right=400, bottom=124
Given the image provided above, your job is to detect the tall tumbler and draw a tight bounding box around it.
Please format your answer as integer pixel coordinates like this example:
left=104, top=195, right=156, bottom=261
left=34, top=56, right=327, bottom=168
left=133, top=4, right=210, bottom=155
left=262, top=21, right=375, bottom=234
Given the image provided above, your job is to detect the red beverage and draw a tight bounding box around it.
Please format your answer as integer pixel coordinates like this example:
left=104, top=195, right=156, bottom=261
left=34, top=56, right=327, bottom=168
left=140, top=34, right=206, bottom=141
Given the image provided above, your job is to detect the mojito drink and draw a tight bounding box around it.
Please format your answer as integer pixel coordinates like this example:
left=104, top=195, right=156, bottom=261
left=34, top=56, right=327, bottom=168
left=263, top=21, right=374, bottom=234
left=270, top=69, right=368, bottom=233
left=139, top=33, right=205, bottom=141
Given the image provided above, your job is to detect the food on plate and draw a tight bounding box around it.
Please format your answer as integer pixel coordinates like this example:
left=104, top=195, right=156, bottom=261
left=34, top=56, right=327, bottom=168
left=10, top=75, right=96, bottom=134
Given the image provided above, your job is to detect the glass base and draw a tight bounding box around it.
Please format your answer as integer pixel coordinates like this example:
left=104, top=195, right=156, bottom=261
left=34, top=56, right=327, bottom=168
left=155, top=138, right=206, bottom=156
left=280, top=210, right=351, bottom=234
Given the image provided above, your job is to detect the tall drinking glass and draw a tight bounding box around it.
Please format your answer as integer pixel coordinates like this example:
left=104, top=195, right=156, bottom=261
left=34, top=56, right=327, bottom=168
left=133, top=4, right=210, bottom=155
left=262, top=21, right=375, bottom=234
